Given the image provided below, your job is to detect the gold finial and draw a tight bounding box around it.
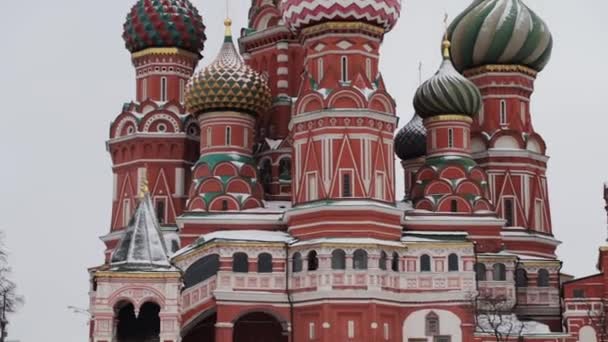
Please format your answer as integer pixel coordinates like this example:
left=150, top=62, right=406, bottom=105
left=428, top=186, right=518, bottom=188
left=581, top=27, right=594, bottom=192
left=224, top=18, right=233, bottom=37
left=442, top=13, right=451, bottom=59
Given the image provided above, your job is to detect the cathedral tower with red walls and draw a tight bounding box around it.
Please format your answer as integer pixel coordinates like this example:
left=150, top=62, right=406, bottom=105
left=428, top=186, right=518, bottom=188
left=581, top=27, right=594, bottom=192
left=104, top=0, right=206, bottom=261
left=283, top=0, right=404, bottom=240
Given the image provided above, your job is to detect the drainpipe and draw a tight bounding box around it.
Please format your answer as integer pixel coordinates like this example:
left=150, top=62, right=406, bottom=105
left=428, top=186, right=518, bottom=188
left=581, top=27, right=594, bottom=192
left=285, top=243, right=295, bottom=342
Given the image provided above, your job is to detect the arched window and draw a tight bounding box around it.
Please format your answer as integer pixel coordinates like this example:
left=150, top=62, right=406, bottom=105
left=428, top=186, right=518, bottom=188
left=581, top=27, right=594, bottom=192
left=279, top=158, right=292, bottom=181
left=448, top=253, right=459, bottom=272
left=475, top=263, right=487, bottom=281
left=425, top=311, right=440, bottom=336
left=391, top=252, right=399, bottom=272
left=515, top=268, right=528, bottom=287
left=537, top=269, right=550, bottom=287
left=232, top=252, right=249, bottom=273
left=331, top=249, right=346, bottom=270
left=184, top=254, right=219, bottom=288
left=307, top=251, right=318, bottom=271
left=257, top=253, right=273, bottom=273
left=379, top=251, right=387, bottom=270
left=292, top=252, right=302, bottom=273
left=493, top=263, right=506, bottom=281
left=353, top=249, right=368, bottom=270
left=420, top=254, right=431, bottom=272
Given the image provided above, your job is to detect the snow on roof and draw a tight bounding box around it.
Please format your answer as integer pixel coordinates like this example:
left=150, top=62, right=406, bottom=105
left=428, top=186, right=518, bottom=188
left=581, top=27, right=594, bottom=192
left=173, top=230, right=294, bottom=257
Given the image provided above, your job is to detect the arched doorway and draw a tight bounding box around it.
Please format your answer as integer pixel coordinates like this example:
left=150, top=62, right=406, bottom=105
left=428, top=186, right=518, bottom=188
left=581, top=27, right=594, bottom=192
left=182, top=312, right=217, bottom=342
left=115, top=301, right=161, bottom=342
left=233, top=312, right=287, bottom=342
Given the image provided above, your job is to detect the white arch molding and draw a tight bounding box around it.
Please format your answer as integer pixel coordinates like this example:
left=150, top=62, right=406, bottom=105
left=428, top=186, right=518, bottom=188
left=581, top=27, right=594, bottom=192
left=579, top=325, right=597, bottom=342
left=402, top=309, right=462, bottom=342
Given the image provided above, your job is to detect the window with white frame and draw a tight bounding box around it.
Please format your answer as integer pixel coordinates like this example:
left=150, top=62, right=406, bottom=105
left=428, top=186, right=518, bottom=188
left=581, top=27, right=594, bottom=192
left=160, top=77, right=168, bottom=102
left=347, top=320, right=355, bottom=339
left=341, top=170, right=353, bottom=198
left=500, top=100, right=507, bottom=125
left=340, top=56, right=348, bottom=83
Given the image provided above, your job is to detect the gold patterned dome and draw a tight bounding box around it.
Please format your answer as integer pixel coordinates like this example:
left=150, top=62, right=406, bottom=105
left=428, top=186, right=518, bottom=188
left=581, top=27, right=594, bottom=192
left=186, top=20, right=272, bottom=116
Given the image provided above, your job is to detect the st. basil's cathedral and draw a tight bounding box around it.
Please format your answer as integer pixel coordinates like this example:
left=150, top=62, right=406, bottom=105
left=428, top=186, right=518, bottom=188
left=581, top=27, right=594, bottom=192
left=87, top=0, right=608, bottom=341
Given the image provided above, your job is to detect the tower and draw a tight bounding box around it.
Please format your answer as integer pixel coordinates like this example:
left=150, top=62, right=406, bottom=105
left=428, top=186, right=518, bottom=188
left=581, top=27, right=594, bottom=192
left=448, top=0, right=557, bottom=258
left=105, top=0, right=206, bottom=261
left=282, top=0, right=404, bottom=240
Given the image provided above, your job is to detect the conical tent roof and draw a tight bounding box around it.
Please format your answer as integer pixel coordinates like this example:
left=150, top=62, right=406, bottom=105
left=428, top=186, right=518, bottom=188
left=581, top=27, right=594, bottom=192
left=111, top=192, right=172, bottom=271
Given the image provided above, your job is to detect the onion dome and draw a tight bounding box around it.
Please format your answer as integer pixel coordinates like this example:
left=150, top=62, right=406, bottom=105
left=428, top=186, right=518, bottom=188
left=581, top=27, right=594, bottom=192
left=413, top=40, right=482, bottom=119
left=447, top=0, right=553, bottom=72
left=282, top=0, right=402, bottom=32
left=185, top=19, right=272, bottom=116
left=123, top=0, right=206, bottom=54
left=394, top=114, right=426, bottom=160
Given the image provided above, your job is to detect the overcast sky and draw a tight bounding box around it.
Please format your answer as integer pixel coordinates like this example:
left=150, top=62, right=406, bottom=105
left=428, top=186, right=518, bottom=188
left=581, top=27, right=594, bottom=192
left=0, top=0, right=606, bottom=341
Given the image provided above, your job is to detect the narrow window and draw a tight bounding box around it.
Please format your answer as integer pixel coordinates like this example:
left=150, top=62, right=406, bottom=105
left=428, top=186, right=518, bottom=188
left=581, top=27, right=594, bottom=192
left=179, top=79, right=185, bottom=103
left=383, top=323, right=390, bottom=341
left=537, top=269, right=550, bottom=287
left=500, top=100, right=507, bottom=125
left=515, top=269, right=528, bottom=287
left=307, top=251, right=319, bottom=271
left=221, top=200, right=228, bottom=211
left=142, top=78, right=148, bottom=100
left=243, top=128, right=248, bottom=148
left=425, top=312, right=440, bottom=336
left=342, top=173, right=352, bottom=197
left=225, top=126, right=231, bottom=145
left=448, top=128, right=454, bottom=148
left=366, top=58, right=372, bottom=80
left=206, top=127, right=212, bottom=147
left=474, top=263, right=487, bottom=281
left=331, top=249, right=346, bottom=270
left=379, top=251, right=388, bottom=270
left=353, top=249, right=368, bottom=270
left=520, top=101, right=526, bottom=124
left=504, top=198, right=515, bottom=227
left=257, top=253, right=273, bottom=273
left=317, top=58, right=324, bottom=81
left=308, top=173, right=318, bottom=201
left=292, top=252, right=303, bottom=273
left=347, top=320, right=355, bottom=339
left=309, top=322, right=316, bottom=340
left=232, top=252, right=249, bottom=273
left=341, top=56, right=348, bottom=83
left=391, top=252, right=399, bottom=272
left=375, top=173, right=384, bottom=200
left=478, top=105, right=484, bottom=125
left=160, top=77, right=168, bottom=102
left=535, top=199, right=544, bottom=231
left=420, top=254, right=431, bottom=272
left=493, top=263, right=506, bottom=281
left=451, top=200, right=458, bottom=213
left=448, top=254, right=459, bottom=272
left=155, top=198, right=166, bottom=224
left=123, top=199, right=131, bottom=226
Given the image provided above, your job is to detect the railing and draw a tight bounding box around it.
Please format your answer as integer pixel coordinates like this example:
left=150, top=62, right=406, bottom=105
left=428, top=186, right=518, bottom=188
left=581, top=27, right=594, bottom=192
left=516, top=287, right=560, bottom=306
left=181, top=276, right=217, bottom=311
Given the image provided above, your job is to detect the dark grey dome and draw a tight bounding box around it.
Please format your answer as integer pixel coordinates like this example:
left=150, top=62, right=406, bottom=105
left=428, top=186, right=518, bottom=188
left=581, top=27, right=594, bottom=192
left=395, top=114, right=427, bottom=160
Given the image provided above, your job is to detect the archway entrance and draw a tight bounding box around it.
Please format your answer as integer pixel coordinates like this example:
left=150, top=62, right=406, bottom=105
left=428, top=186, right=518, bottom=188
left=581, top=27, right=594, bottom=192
left=182, top=312, right=217, bottom=342
left=115, top=301, right=161, bottom=342
left=233, top=312, right=287, bottom=342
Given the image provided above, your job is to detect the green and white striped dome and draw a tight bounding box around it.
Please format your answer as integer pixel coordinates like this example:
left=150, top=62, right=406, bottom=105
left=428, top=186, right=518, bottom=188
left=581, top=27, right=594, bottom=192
left=447, top=0, right=553, bottom=72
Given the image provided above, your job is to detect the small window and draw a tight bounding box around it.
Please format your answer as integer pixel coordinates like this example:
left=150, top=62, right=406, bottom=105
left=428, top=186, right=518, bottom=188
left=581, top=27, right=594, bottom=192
left=425, top=312, right=440, bottom=336
left=342, top=173, right=352, bottom=198
left=221, top=200, right=228, bottom=211
left=420, top=254, right=431, bottom=272
left=341, top=56, right=348, bottom=83
left=448, top=254, right=459, bottom=272
left=307, top=173, right=318, bottom=201
left=520, top=101, right=526, bottom=124
left=179, top=79, right=185, bottom=103
left=292, top=252, right=303, bottom=273
left=450, top=200, right=458, bottom=213
left=206, top=127, right=212, bottom=147
left=243, top=128, right=248, bottom=148
left=155, top=198, right=166, bottom=224
left=225, top=126, right=231, bottom=145
left=383, top=323, right=390, bottom=341
left=366, top=58, right=372, bottom=80
left=232, top=252, right=249, bottom=273
left=448, top=128, right=454, bottom=148
left=123, top=199, right=131, bottom=227
left=160, top=77, right=168, bottom=102
left=537, top=269, right=550, bottom=287
left=379, top=251, right=388, bottom=270
left=307, top=251, right=319, bottom=271
left=573, top=289, right=585, bottom=298
left=353, top=249, right=368, bottom=270
left=331, top=249, right=346, bottom=270
left=535, top=199, right=544, bottom=231
left=142, top=78, right=148, bottom=100
left=391, top=252, right=399, bottom=272
left=309, top=322, right=316, bottom=340
left=515, top=269, right=528, bottom=287
left=375, top=173, right=384, bottom=200
left=503, top=198, right=515, bottom=227
left=347, top=320, right=355, bottom=339
left=257, top=253, right=273, bottom=273
left=500, top=100, right=507, bottom=125
left=493, top=263, right=507, bottom=281
left=317, top=58, right=324, bottom=81
left=475, top=263, right=487, bottom=281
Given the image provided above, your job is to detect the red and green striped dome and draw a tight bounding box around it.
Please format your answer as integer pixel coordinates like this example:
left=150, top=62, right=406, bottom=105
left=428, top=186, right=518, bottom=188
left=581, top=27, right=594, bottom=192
left=123, top=0, right=206, bottom=54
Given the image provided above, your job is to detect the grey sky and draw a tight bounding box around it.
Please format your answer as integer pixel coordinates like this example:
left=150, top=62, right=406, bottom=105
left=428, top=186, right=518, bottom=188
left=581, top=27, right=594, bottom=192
left=0, top=0, right=606, bottom=341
